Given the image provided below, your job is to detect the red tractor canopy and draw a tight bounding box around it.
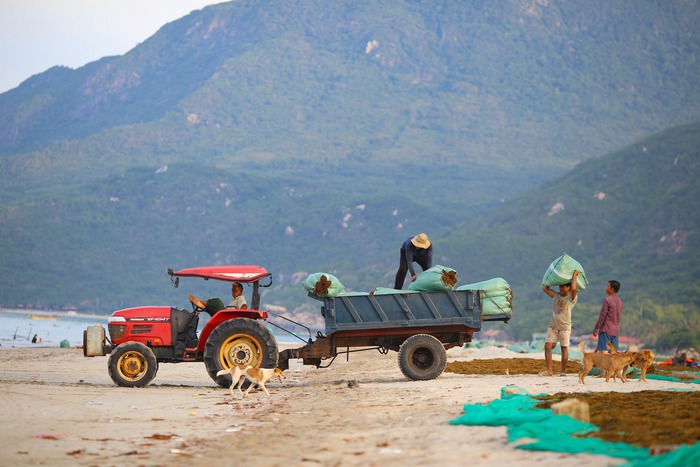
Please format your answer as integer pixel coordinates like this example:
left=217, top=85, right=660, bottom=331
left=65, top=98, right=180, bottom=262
left=167, top=265, right=272, bottom=311
left=170, top=265, right=271, bottom=284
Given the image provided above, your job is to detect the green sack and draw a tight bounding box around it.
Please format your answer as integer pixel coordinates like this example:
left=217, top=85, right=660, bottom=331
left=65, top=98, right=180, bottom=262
left=481, top=293, right=513, bottom=316
left=541, top=253, right=588, bottom=290
left=458, top=277, right=513, bottom=316
left=474, top=288, right=512, bottom=299
left=336, top=291, right=369, bottom=297
left=459, top=277, right=510, bottom=293
left=458, top=278, right=512, bottom=298
left=408, top=265, right=458, bottom=292
left=300, top=273, right=345, bottom=297
left=372, top=287, right=418, bottom=295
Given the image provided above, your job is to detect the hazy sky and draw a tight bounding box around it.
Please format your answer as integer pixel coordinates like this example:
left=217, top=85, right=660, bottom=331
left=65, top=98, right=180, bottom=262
left=0, top=0, right=227, bottom=93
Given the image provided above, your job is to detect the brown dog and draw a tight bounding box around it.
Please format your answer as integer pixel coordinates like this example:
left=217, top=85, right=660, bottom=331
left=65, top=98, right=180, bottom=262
left=578, top=341, right=635, bottom=384
left=607, top=343, right=655, bottom=382
left=605, top=342, right=629, bottom=382
left=632, top=349, right=655, bottom=382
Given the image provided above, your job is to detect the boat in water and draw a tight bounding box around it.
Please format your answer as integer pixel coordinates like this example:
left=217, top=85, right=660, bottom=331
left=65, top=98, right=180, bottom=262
left=29, top=314, right=59, bottom=321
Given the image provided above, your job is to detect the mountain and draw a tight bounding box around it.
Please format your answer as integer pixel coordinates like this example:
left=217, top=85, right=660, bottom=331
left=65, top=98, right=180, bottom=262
left=1, top=1, right=699, bottom=199
left=0, top=1, right=699, bottom=349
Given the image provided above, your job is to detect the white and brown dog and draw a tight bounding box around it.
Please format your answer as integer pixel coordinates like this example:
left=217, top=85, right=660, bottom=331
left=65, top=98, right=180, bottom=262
left=217, top=364, right=284, bottom=397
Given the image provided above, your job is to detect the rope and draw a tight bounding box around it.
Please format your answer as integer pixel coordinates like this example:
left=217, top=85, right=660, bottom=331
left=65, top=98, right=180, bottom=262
left=480, top=288, right=513, bottom=314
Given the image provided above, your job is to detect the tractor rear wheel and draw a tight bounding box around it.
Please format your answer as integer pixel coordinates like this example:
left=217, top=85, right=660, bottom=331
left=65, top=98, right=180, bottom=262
left=203, top=318, right=278, bottom=388
left=397, top=334, right=447, bottom=381
left=107, top=341, right=158, bottom=387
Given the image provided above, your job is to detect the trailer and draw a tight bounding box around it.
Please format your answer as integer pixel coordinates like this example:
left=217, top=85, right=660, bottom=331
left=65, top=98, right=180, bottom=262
left=278, top=288, right=510, bottom=380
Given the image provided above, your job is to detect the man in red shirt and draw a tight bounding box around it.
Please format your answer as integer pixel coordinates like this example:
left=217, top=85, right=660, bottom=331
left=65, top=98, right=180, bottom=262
left=592, top=280, right=623, bottom=352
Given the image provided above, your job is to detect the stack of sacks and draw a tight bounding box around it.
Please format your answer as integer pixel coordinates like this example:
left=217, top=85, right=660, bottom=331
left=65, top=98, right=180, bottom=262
left=542, top=253, right=588, bottom=290
left=300, top=273, right=345, bottom=297
left=408, top=265, right=458, bottom=292
left=457, top=277, right=513, bottom=317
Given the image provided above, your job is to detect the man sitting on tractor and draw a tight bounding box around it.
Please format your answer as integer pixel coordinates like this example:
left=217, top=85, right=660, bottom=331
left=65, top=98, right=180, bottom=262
left=189, top=282, right=248, bottom=316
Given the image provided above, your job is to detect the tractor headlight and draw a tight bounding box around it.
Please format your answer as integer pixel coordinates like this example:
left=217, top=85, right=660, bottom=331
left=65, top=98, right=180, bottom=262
left=108, top=315, right=127, bottom=340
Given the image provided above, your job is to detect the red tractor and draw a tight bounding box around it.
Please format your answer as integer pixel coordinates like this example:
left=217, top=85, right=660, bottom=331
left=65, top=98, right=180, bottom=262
left=86, top=264, right=510, bottom=386
left=84, top=265, right=279, bottom=387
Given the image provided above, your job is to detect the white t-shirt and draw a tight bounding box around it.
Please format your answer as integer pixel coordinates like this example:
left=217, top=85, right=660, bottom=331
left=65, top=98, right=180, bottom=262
left=549, top=293, right=577, bottom=331
left=228, top=295, right=247, bottom=309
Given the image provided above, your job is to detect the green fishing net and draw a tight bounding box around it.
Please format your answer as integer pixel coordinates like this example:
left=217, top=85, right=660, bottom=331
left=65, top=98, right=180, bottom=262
left=450, top=385, right=699, bottom=465
left=624, top=443, right=700, bottom=466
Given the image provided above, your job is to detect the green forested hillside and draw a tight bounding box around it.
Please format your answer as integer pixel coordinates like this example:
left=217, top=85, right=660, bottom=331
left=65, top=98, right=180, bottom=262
left=0, top=163, right=456, bottom=308
left=438, top=122, right=700, bottom=348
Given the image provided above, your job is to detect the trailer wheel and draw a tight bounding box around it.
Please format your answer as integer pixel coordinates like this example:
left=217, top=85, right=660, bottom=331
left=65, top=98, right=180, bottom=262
left=204, top=318, right=278, bottom=388
left=107, top=342, right=158, bottom=387
left=397, top=334, right=447, bottom=381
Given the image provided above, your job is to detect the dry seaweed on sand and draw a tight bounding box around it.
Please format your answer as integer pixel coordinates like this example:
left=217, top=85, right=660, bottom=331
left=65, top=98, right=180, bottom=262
left=445, top=358, right=581, bottom=375
left=536, top=391, right=700, bottom=448
left=445, top=358, right=700, bottom=449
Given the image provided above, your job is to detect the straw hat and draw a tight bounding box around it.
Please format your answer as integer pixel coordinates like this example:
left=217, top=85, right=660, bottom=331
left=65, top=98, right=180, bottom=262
left=411, top=233, right=431, bottom=249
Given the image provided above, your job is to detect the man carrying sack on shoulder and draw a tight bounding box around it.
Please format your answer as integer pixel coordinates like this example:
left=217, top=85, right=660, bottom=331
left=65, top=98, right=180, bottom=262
left=541, top=270, right=580, bottom=376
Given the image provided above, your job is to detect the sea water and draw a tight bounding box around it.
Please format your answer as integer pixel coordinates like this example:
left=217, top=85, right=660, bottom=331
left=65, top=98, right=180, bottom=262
left=0, top=310, right=108, bottom=348
left=0, top=309, right=296, bottom=348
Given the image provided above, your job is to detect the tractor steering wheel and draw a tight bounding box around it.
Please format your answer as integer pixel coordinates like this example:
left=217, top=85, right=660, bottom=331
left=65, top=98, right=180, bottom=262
left=188, top=294, right=206, bottom=312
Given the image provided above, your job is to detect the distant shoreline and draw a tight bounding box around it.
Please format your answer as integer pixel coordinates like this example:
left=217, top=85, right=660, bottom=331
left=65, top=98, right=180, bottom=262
left=0, top=308, right=299, bottom=345
left=0, top=307, right=109, bottom=321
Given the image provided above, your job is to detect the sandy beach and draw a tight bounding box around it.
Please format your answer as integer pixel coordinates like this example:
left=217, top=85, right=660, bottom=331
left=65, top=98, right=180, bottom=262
left=0, top=344, right=695, bottom=466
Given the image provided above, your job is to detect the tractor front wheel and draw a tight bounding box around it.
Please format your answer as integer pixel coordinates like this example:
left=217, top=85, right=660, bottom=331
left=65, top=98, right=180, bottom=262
left=203, top=318, right=278, bottom=388
left=107, top=342, right=158, bottom=387
left=397, top=334, right=447, bottom=381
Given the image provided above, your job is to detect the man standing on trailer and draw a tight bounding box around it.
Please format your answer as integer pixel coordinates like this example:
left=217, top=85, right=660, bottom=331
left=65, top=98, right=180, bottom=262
left=393, top=233, right=433, bottom=289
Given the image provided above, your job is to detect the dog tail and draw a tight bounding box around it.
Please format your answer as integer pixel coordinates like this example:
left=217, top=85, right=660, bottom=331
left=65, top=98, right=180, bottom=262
left=216, top=368, right=231, bottom=377
left=578, top=340, right=586, bottom=355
